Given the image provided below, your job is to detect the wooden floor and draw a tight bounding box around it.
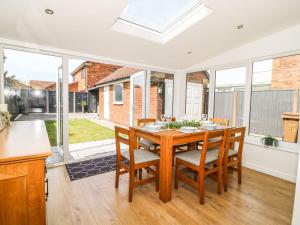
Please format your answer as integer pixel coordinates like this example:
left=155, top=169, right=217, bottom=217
left=46, top=166, right=295, bottom=225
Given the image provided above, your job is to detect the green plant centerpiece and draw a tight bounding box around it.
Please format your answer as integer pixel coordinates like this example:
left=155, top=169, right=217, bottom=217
left=164, top=120, right=202, bottom=129
left=261, top=135, right=279, bottom=148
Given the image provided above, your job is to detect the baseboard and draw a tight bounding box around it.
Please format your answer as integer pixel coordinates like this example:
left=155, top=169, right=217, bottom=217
left=243, top=161, right=296, bottom=183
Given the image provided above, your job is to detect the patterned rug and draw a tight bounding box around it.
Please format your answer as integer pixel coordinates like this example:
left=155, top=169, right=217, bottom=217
left=66, top=154, right=117, bottom=181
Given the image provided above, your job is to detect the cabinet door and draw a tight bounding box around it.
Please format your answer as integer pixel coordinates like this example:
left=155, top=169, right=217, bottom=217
left=0, top=174, right=28, bottom=225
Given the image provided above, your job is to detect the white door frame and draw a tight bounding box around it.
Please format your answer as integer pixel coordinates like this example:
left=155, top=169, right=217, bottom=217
left=103, top=86, right=110, bottom=120
left=130, top=71, right=146, bottom=126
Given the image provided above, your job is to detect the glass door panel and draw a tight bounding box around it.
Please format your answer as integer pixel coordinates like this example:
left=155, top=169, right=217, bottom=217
left=131, top=71, right=146, bottom=126
left=3, top=48, right=63, bottom=164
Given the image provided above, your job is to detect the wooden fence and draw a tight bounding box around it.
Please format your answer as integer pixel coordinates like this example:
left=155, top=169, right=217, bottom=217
left=214, top=90, right=298, bottom=138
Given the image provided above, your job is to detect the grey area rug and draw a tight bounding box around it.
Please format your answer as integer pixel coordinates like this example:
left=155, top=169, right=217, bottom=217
left=65, top=154, right=117, bottom=181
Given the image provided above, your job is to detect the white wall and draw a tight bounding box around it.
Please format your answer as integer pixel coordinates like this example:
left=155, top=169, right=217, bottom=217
left=185, top=23, right=300, bottom=183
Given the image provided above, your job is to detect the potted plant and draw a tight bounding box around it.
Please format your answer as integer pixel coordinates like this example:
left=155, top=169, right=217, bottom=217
left=80, top=100, right=87, bottom=113
left=261, top=135, right=279, bottom=148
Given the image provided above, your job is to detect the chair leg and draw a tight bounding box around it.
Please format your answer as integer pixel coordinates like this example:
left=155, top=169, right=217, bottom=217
left=174, top=161, right=179, bottom=189
left=193, top=171, right=198, bottom=182
left=223, top=166, right=228, bottom=192
left=115, top=163, right=120, bottom=188
left=217, top=167, right=222, bottom=195
left=128, top=169, right=135, bottom=202
left=238, top=161, right=242, bottom=184
left=155, top=164, right=159, bottom=192
left=138, top=169, right=142, bottom=180
left=199, top=173, right=205, bottom=204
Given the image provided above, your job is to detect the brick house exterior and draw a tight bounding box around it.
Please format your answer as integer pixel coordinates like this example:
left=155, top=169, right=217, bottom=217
left=97, top=67, right=143, bottom=126
left=70, top=61, right=121, bottom=92
left=271, top=54, right=300, bottom=89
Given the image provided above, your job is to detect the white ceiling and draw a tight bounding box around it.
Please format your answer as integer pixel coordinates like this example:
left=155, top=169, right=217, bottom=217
left=0, top=0, right=299, bottom=70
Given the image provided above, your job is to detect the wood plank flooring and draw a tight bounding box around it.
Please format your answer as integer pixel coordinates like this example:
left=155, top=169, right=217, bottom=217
left=46, top=166, right=295, bottom=225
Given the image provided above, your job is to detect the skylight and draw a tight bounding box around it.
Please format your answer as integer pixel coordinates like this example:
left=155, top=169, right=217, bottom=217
left=112, top=0, right=211, bottom=44
left=119, top=0, right=200, bottom=33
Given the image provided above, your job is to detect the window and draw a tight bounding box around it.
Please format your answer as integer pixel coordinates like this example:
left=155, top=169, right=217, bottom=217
left=185, top=70, right=210, bottom=119
left=119, top=0, right=201, bottom=33
left=113, top=0, right=211, bottom=43
left=149, top=72, right=174, bottom=119
left=214, top=67, right=246, bottom=126
left=81, top=67, right=86, bottom=79
left=249, top=54, right=300, bottom=143
left=114, top=83, right=123, bottom=104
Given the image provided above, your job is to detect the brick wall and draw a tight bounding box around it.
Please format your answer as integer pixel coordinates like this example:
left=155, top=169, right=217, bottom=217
left=68, top=82, right=79, bottom=92
left=133, top=84, right=143, bottom=126
left=86, top=62, right=121, bottom=89
left=271, top=55, right=300, bottom=89
left=186, top=71, right=209, bottom=84
left=98, top=80, right=169, bottom=125
left=73, top=70, right=87, bottom=92
left=98, top=81, right=131, bottom=126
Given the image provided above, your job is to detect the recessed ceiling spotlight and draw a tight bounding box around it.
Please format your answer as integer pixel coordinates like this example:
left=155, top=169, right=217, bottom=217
left=237, top=24, right=244, bottom=30
left=187, top=51, right=193, bottom=55
left=45, top=9, right=54, bottom=15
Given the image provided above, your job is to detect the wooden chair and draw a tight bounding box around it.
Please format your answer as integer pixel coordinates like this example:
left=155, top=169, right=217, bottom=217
left=137, top=118, right=160, bottom=153
left=115, top=126, right=160, bottom=202
left=210, top=118, right=230, bottom=126
left=223, top=127, right=246, bottom=192
left=175, top=130, right=226, bottom=204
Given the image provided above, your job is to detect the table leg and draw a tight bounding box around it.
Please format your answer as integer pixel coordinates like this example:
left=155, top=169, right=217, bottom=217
left=159, top=135, right=173, bottom=202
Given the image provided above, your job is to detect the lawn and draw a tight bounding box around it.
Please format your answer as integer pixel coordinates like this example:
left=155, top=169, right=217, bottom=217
left=45, top=119, right=115, bottom=146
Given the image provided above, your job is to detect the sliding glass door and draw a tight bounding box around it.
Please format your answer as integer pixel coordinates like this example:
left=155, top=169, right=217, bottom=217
left=3, top=48, right=64, bottom=164
left=130, top=71, right=146, bottom=126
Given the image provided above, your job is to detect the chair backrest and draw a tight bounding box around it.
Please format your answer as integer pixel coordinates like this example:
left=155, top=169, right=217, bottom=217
left=210, top=118, right=230, bottom=126
left=137, top=118, right=156, bottom=126
left=200, top=130, right=226, bottom=169
left=115, top=126, right=136, bottom=165
left=224, top=127, right=246, bottom=163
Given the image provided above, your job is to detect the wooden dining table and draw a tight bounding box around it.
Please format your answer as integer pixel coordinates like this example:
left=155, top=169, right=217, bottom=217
left=130, top=126, right=229, bottom=203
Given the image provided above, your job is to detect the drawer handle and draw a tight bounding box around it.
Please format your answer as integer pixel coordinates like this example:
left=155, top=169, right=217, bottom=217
left=45, top=178, right=49, bottom=201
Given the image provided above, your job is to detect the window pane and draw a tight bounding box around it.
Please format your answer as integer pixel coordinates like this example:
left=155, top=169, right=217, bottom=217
left=3, top=48, right=63, bottom=164
left=250, top=54, right=300, bottom=143
left=150, top=72, right=174, bottom=119
left=214, top=67, right=246, bottom=126
left=119, top=0, right=200, bottom=33
left=185, top=70, right=210, bottom=120
left=115, top=85, right=123, bottom=102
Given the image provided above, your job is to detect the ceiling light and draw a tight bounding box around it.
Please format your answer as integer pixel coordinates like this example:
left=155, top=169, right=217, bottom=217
left=45, top=9, right=54, bottom=15
left=237, top=24, right=244, bottom=30
left=187, top=51, right=193, bottom=55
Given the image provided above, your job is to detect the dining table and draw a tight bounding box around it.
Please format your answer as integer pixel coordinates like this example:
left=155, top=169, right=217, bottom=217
left=130, top=125, right=229, bottom=203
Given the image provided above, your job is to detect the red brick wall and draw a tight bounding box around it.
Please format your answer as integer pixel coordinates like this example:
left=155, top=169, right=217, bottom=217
left=86, top=62, right=121, bottom=89
left=133, top=84, right=143, bottom=126
left=68, top=82, right=79, bottom=92
left=98, top=81, right=131, bottom=126
left=73, top=70, right=87, bottom=92
left=149, top=84, right=163, bottom=120
left=271, top=55, right=300, bottom=89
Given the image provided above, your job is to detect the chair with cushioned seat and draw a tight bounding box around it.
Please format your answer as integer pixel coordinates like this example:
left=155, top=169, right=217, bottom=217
left=223, top=127, right=246, bottom=192
left=174, top=130, right=226, bottom=204
left=137, top=118, right=160, bottom=154
left=114, top=126, right=160, bottom=202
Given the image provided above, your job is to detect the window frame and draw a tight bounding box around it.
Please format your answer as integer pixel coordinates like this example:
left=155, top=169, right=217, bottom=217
left=213, top=65, right=247, bottom=127
left=186, top=50, right=300, bottom=154
left=113, top=83, right=124, bottom=105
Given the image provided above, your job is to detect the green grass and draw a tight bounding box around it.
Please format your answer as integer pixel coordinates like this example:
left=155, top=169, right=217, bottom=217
left=44, top=119, right=115, bottom=146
